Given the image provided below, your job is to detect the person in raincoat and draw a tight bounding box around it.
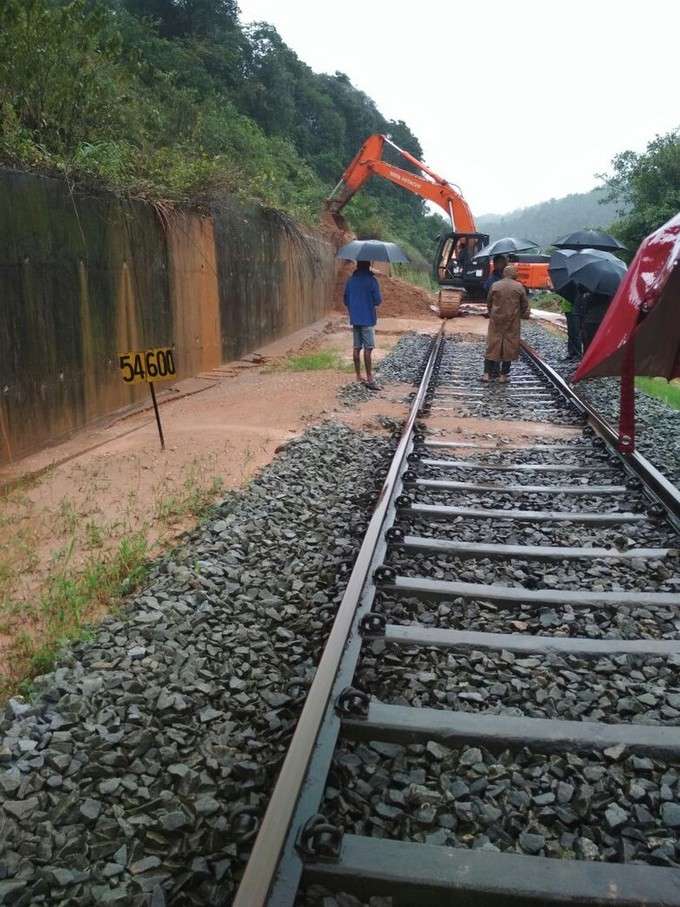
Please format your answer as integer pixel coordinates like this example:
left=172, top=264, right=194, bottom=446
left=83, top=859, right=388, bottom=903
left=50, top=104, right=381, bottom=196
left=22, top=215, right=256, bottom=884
left=482, top=264, right=530, bottom=383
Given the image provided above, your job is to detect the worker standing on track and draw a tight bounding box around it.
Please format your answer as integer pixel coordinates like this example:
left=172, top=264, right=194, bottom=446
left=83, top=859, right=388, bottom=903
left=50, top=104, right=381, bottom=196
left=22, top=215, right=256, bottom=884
left=343, top=259, right=382, bottom=390
left=482, top=264, right=530, bottom=383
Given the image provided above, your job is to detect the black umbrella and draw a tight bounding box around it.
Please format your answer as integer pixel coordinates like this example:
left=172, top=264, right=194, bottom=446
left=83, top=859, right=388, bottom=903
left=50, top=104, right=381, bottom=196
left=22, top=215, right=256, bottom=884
left=474, top=236, right=539, bottom=259
left=336, top=239, right=409, bottom=263
left=548, top=249, right=579, bottom=303
left=567, top=248, right=627, bottom=296
left=554, top=229, right=626, bottom=252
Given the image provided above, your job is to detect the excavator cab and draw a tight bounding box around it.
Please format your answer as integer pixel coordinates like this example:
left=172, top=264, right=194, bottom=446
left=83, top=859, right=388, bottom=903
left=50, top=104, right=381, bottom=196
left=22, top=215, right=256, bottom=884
left=434, top=232, right=490, bottom=298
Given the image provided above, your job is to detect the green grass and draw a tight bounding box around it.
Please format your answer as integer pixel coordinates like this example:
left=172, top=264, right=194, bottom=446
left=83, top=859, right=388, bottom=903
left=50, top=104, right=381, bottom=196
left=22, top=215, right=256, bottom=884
left=392, top=265, right=438, bottom=293
left=0, top=460, right=226, bottom=703
left=636, top=377, right=680, bottom=410
left=154, top=466, right=224, bottom=526
left=530, top=292, right=565, bottom=313
left=41, top=531, right=148, bottom=634
left=0, top=530, right=150, bottom=701
left=280, top=350, right=351, bottom=371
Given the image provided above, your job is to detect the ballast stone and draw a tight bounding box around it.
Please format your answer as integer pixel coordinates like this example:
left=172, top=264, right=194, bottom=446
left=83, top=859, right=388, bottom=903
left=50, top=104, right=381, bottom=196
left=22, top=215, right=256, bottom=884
left=2, top=797, right=39, bottom=820
left=661, top=802, right=680, bottom=828
left=0, top=423, right=394, bottom=904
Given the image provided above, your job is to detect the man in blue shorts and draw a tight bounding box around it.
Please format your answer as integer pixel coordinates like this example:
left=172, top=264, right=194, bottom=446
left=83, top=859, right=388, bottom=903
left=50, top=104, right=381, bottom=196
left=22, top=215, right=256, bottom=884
left=343, top=260, right=382, bottom=390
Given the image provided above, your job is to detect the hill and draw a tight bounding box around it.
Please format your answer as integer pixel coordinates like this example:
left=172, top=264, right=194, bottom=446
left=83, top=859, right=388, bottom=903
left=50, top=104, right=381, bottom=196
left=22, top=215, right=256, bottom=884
left=0, top=0, right=440, bottom=262
left=477, top=188, right=621, bottom=248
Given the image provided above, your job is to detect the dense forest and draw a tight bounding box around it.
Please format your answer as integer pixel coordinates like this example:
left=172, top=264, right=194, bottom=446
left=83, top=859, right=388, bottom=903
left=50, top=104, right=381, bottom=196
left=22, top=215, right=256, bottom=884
left=599, top=128, right=680, bottom=251
left=477, top=189, right=621, bottom=249
left=0, top=1, right=677, bottom=262
left=0, top=0, right=444, bottom=264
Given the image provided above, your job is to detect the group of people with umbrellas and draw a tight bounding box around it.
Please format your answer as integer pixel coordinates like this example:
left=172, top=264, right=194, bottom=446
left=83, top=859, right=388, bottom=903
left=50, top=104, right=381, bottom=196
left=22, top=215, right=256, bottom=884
left=548, top=229, right=627, bottom=362
left=472, top=230, right=628, bottom=368
left=335, top=230, right=629, bottom=386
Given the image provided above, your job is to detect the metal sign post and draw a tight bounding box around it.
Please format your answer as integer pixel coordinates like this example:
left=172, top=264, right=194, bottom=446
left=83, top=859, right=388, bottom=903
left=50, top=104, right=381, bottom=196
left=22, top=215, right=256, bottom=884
left=118, top=347, right=176, bottom=449
left=148, top=382, right=165, bottom=450
left=618, top=336, right=636, bottom=454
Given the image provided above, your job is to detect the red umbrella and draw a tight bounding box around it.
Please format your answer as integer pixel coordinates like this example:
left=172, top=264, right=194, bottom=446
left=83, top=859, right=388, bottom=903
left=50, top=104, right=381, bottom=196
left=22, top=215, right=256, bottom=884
left=572, top=212, right=680, bottom=452
left=574, top=213, right=680, bottom=382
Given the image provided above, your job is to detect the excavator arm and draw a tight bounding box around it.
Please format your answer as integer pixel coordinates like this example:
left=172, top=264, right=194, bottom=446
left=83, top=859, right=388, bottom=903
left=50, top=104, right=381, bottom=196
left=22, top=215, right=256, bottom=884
left=327, top=133, right=551, bottom=302
left=326, top=133, right=477, bottom=234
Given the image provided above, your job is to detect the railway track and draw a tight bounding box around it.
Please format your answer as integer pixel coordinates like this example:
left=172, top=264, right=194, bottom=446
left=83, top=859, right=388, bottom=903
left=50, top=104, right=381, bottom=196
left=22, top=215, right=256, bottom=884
left=234, top=325, right=680, bottom=907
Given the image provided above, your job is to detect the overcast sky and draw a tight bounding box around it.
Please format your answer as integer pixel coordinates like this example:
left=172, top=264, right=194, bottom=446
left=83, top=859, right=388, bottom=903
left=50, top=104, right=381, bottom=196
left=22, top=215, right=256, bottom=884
left=238, top=0, right=679, bottom=216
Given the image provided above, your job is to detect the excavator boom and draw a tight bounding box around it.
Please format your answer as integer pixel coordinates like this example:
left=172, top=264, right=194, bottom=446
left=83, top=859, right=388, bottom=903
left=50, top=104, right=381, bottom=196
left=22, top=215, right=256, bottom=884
left=327, top=133, right=552, bottom=302
left=327, top=133, right=476, bottom=234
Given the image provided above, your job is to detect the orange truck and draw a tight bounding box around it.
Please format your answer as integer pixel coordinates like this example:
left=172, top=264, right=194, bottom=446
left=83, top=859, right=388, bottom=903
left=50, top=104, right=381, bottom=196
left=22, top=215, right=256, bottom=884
left=326, top=133, right=551, bottom=302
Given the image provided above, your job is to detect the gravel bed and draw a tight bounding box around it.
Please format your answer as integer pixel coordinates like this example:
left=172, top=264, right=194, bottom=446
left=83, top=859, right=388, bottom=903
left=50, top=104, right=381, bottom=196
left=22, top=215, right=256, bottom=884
left=436, top=340, right=583, bottom=425
left=417, top=463, right=624, bottom=486
left=376, top=333, right=433, bottom=384
left=0, top=422, right=393, bottom=907
left=411, top=485, right=649, bottom=515
left=323, top=740, right=680, bottom=864
left=386, top=547, right=680, bottom=594
left=337, top=381, right=375, bottom=407
left=419, top=440, right=618, bottom=468
left=298, top=890, right=391, bottom=907
left=523, top=323, right=680, bottom=487
left=431, top=397, right=579, bottom=425
left=441, top=337, right=538, bottom=381
left=379, top=593, right=680, bottom=641
left=402, top=514, right=677, bottom=549
left=358, top=647, right=680, bottom=726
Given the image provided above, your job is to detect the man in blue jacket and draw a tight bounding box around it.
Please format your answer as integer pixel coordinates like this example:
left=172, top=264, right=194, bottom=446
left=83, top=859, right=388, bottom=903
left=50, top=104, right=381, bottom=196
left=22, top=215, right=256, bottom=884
left=343, top=260, right=382, bottom=390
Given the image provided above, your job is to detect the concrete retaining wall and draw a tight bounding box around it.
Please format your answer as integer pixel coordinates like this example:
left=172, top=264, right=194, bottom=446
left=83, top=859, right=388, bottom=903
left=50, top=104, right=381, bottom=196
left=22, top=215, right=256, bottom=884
left=0, top=170, right=335, bottom=463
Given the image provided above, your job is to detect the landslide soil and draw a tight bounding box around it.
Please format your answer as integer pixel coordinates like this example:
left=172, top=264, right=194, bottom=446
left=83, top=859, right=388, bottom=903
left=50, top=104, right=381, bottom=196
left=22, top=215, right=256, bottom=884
left=333, top=269, right=440, bottom=321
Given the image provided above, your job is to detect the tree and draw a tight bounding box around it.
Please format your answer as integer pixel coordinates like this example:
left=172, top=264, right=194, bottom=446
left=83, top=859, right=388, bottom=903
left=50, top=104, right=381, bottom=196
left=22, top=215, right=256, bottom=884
left=238, top=24, right=298, bottom=138
left=0, top=0, right=441, bottom=248
left=476, top=189, right=621, bottom=248
left=0, top=0, right=126, bottom=152
left=119, top=0, right=239, bottom=39
left=601, top=128, right=680, bottom=251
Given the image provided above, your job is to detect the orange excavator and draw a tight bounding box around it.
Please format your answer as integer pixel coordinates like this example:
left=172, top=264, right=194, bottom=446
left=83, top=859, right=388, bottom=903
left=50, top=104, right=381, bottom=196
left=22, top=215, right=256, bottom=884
left=326, top=133, right=551, bottom=306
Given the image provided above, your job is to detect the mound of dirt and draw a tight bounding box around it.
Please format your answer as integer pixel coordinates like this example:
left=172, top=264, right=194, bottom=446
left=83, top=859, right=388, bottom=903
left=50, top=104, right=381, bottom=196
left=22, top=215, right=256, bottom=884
left=320, top=209, right=438, bottom=321
left=334, top=270, right=438, bottom=320
left=319, top=208, right=351, bottom=240
left=377, top=273, right=438, bottom=318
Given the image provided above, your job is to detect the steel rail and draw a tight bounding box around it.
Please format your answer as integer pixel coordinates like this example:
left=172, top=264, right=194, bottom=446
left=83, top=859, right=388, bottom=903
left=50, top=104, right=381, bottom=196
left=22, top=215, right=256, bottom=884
left=232, top=325, right=445, bottom=907
left=521, top=339, right=680, bottom=533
